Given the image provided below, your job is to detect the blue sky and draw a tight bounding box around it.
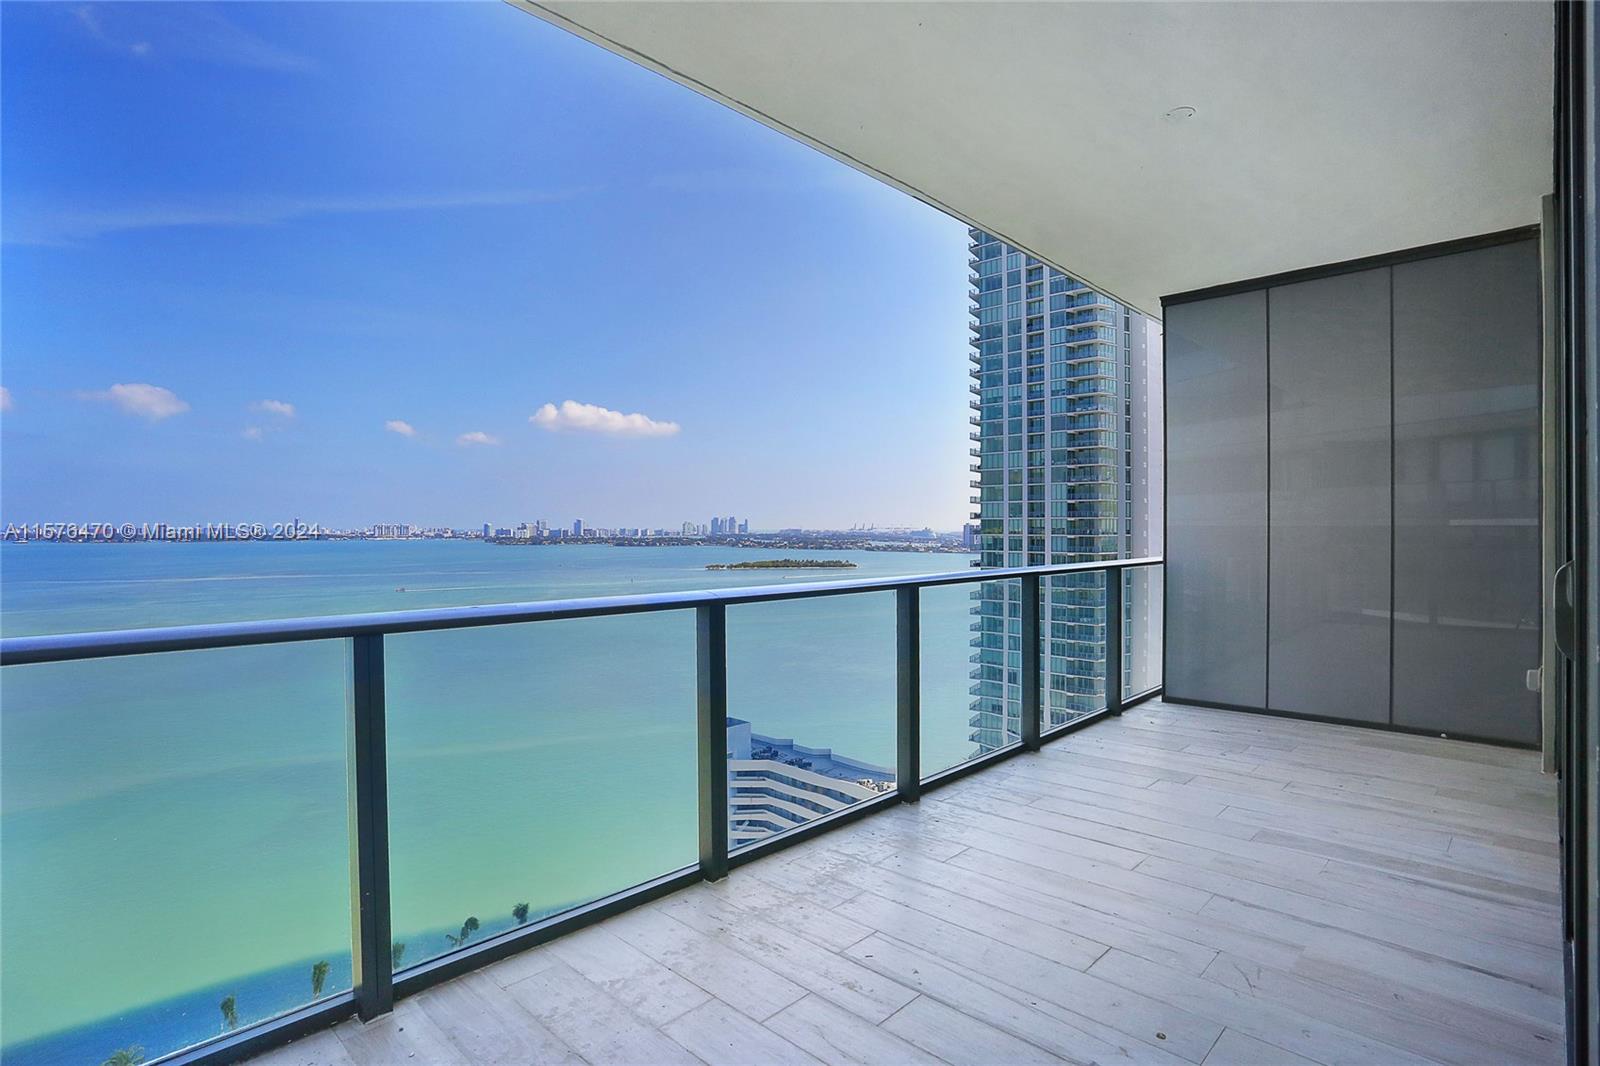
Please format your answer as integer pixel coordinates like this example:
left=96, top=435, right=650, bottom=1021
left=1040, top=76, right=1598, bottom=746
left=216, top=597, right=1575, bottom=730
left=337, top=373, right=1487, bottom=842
left=0, top=2, right=971, bottom=531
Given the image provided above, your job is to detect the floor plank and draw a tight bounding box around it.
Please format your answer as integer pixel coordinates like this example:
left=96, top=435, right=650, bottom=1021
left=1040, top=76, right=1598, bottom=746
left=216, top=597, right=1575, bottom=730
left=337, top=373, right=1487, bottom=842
left=333, top=997, right=465, bottom=1064
left=543, top=924, right=711, bottom=1028
left=878, top=993, right=1065, bottom=1065
left=836, top=893, right=1223, bottom=1063
left=501, top=957, right=702, bottom=1064
left=844, top=933, right=1189, bottom=1065
left=1086, top=948, right=1438, bottom=1066
left=656, top=889, right=921, bottom=1023
left=411, top=971, right=583, bottom=1065
left=1137, top=854, right=1559, bottom=991
left=764, top=994, right=948, bottom=1066
left=1203, top=951, right=1557, bottom=1066
left=1200, top=1027, right=1320, bottom=1066
left=605, top=906, right=810, bottom=1022
left=661, top=997, right=822, bottom=1066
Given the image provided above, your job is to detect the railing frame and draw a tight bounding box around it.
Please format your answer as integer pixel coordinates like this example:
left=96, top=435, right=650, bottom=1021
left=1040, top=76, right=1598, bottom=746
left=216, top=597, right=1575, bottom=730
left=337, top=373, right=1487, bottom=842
left=896, top=587, right=922, bottom=801
left=346, top=634, right=394, bottom=1020
left=1106, top=567, right=1124, bottom=716
left=696, top=603, right=731, bottom=882
left=0, top=556, right=1162, bottom=1066
left=1021, top=573, right=1042, bottom=751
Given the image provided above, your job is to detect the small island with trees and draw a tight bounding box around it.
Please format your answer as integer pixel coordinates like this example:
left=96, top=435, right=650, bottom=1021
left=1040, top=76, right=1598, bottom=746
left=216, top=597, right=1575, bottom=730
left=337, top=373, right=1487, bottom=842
left=706, top=558, right=857, bottom=570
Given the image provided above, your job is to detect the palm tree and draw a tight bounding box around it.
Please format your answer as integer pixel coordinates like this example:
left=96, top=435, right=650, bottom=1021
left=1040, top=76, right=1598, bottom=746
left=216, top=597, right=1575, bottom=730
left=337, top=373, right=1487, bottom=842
left=101, top=1048, right=145, bottom=1066
left=445, top=916, right=481, bottom=947
left=391, top=941, right=407, bottom=969
left=219, top=995, right=238, bottom=1031
left=512, top=902, right=530, bottom=925
left=311, top=960, right=330, bottom=998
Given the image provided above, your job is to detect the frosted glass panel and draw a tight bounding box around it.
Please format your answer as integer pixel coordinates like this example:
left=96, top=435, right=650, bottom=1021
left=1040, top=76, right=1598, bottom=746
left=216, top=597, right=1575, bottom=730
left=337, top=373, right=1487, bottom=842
left=1165, top=292, right=1268, bottom=708
left=1392, top=240, right=1541, bottom=744
left=1267, top=269, right=1392, bottom=723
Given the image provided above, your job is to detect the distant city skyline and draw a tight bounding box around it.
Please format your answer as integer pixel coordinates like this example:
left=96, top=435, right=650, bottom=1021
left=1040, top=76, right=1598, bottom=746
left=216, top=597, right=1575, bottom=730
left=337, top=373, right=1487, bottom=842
left=0, top=3, right=971, bottom=530
left=0, top=513, right=962, bottom=543
left=0, top=510, right=960, bottom=536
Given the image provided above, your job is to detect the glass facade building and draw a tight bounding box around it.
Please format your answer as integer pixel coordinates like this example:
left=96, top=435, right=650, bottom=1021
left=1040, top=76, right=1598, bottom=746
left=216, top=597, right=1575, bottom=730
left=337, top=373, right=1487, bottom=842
left=967, top=229, right=1161, bottom=751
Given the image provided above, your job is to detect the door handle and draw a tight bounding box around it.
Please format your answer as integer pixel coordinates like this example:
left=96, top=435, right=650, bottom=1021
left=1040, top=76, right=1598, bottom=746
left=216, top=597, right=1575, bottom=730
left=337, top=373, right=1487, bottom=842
left=1553, top=559, right=1576, bottom=660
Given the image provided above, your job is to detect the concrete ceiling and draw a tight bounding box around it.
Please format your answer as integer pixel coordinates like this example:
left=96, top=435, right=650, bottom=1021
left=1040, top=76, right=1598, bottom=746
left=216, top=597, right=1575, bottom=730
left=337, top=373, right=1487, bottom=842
left=513, top=1, right=1553, bottom=318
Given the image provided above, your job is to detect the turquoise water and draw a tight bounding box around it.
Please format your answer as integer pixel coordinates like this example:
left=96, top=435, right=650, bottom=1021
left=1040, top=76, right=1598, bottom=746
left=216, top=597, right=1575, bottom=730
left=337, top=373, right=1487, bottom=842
left=0, top=541, right=978, bottom=1062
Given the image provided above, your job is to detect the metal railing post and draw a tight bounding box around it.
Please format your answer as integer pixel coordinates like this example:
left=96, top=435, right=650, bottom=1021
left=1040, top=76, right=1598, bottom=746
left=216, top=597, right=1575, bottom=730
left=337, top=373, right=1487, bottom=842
left=697, top=604, right=730, bottom=881
left=347, top=633, right=393, bottom=1020
left=896, top=587, right=921, bottom=801
left=1105, top=568, right=1124, bottom=716
left=1021, top=574, right=1042, bottom=751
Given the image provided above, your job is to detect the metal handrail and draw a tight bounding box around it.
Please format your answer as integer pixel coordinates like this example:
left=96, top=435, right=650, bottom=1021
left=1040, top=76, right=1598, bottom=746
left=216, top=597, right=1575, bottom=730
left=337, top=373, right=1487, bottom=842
left=0, top=556, right=1163, bottom=665
left=0, top=555, right=1164, bottom=1066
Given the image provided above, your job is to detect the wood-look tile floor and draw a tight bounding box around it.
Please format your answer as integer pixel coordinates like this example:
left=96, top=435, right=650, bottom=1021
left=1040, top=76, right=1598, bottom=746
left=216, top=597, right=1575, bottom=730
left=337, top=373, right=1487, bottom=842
left=252, top=700, right=1564, bottom=1066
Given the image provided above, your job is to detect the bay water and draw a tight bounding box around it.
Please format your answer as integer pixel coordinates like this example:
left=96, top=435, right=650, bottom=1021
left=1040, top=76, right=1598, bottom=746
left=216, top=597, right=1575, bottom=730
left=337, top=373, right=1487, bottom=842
left=0, top=541, right=981, bottom=1063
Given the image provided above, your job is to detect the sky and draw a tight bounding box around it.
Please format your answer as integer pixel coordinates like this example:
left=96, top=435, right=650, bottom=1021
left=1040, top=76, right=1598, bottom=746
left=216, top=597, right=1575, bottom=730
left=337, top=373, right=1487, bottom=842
left=0, top=2, right=972, bottom=532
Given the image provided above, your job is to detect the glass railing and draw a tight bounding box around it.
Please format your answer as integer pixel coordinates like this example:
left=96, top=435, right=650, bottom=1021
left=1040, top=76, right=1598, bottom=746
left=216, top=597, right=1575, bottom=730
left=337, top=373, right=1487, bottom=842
left=1124, top=563, right=1165, bottom=699
left=727, top=594, right=896, bottom=850
left=925, top=577, right=1022, bottom=775
left=0, top=642, right=352, bottom=1066
left=384, top=613, right=698, bottom=972
left=0, top=557, right=1161, bottom=1066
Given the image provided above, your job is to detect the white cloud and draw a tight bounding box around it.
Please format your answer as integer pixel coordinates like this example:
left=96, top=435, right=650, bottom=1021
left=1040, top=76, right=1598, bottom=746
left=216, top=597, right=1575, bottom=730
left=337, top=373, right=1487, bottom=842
left=0, top=386, right=11, bottom=412
left=456, top=431, right=499, bottom=446
left=73, top=5, right=309, bottom=72
left=253, top=399, right=295, bottom=418
left=242, top=426, right=263, bottom=441
left=79, top=383, right=190, bottom=421
left=7, top=187, right=588, bottom=247
left=385, top=419, right=417, bottom=438
left=530, top=400, right=681, bottom=438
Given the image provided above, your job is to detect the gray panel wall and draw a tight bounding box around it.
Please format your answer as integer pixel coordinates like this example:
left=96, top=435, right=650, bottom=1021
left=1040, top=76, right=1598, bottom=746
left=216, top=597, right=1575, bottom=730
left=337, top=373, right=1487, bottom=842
left=1165, top=292, right=1268, bottom=709
left=1164, top=236, right=1540, bottom=745
left=1392, top=241, right=1541, bottom=744
left=1268, top=270, right=1392, bottom=723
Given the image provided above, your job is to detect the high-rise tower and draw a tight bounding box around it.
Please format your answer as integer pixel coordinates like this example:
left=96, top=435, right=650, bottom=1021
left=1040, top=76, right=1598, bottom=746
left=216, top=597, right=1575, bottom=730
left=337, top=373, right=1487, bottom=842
left=967, top=229, right=1161, bottom=751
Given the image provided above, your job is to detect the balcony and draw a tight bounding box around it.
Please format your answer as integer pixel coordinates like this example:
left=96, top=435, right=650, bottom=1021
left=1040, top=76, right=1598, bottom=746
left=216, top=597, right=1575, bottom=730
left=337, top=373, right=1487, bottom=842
left=2, top=558, right=1171, bottom=1066
left=1064, top=332, right=1116, bottom=348
left=252, top=696, right=1559, bottom=1066
left=9, top=549, right=1552, bottom=1066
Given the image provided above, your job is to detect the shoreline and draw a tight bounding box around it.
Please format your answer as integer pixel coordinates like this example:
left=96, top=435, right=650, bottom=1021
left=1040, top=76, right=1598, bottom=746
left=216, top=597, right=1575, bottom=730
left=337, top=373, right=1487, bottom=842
left=1, top=538, right=974, bottom=555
